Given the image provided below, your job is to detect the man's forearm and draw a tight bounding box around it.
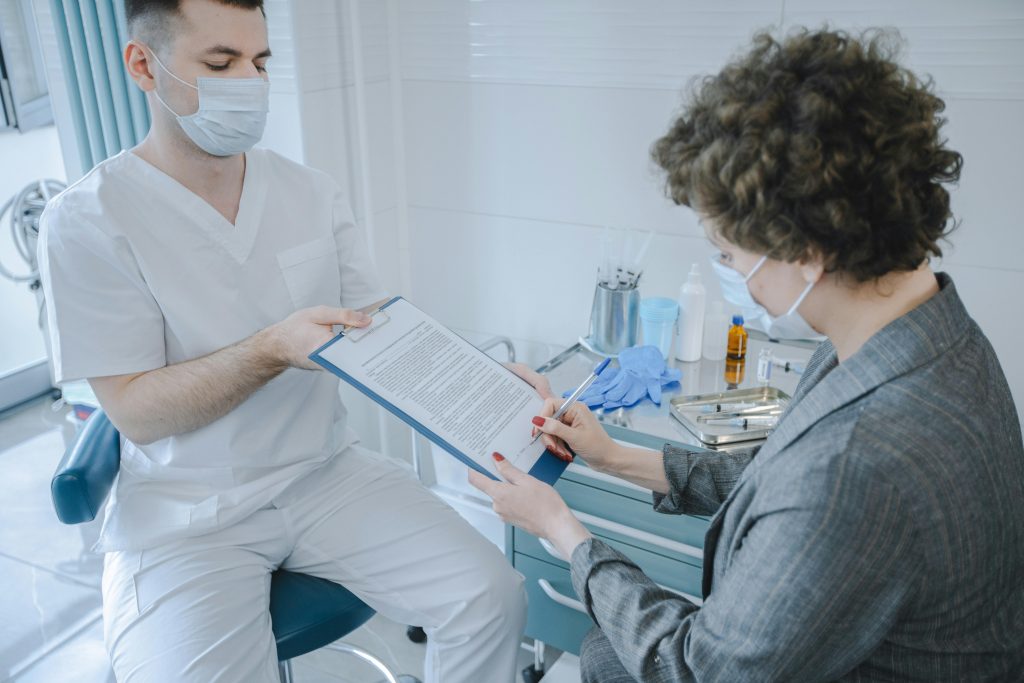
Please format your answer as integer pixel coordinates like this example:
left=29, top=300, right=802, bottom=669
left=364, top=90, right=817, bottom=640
left=92, top=326, right=287, bottom=445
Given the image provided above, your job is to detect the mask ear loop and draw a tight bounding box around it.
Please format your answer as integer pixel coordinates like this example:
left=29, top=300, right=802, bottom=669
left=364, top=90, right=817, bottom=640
left=145, top=46, right=199, bottom=90
left=744, top=255, right=768, bottom=283
left=786, top=278, right=817, bottom=316
left=136, top=42, right=198, bottom=118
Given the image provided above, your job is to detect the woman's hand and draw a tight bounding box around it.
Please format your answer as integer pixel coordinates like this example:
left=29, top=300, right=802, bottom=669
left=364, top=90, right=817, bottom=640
left=469, top=453, right=591, bottom=560
left=533, top=399, right=622, bottom=474
left=504, top=362, right=573, bottom=461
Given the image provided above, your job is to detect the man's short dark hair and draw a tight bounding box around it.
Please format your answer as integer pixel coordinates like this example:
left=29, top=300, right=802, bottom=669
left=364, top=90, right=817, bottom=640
left=126, top=0, right=265, bottom=51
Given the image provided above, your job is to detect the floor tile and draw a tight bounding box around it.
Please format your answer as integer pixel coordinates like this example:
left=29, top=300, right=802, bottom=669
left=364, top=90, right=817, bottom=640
left=0, top=425, right=103, bottom=587
left=11, top=618, right=114, bottom=683
left=0, top=555, right=103, bottom=680
left=0, top=397, right=72, bottom=455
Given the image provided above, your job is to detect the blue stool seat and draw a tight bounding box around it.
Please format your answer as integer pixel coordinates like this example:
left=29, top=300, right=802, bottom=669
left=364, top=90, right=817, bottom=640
left=51, top=409, right=414, bottom=682
left=270, top=570, right=376, bottom=661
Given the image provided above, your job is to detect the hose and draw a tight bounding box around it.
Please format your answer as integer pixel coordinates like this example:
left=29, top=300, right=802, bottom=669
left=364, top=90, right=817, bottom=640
left=0, top=178, right=66, bottom=283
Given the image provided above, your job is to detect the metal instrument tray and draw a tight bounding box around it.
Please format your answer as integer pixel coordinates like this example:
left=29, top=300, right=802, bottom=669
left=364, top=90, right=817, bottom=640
left=670, top=386, right=791, bottom=446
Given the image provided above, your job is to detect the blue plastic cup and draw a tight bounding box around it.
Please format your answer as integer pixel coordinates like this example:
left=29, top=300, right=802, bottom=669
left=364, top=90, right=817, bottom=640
left=639, top=297, right=679, bottom=360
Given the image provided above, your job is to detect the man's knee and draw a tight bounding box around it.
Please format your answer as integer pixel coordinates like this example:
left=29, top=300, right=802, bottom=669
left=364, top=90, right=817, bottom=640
left=481, top=558, right=528, bottom=628
left=450, top=551, right=527, bottom=635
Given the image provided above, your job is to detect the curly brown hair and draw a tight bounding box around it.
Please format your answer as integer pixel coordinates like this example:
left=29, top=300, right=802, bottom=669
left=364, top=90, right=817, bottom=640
left=652, top=28, right=963, bottom=282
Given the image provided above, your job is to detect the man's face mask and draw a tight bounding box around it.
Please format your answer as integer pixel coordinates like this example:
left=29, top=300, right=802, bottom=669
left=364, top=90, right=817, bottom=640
left=146, top=46, right=269, bottom=157
left=710, top=254, right=821, bottom=340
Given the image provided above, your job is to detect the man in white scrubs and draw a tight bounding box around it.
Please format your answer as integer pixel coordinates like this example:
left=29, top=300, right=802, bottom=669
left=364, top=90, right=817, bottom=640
left=38, top=1, right=527, bottom=680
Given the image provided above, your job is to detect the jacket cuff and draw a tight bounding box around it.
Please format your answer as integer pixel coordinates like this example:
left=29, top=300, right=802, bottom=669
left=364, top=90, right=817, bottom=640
left=652, top=444, right=694, bottom=514
left=570, top=536, right=640, bottom=623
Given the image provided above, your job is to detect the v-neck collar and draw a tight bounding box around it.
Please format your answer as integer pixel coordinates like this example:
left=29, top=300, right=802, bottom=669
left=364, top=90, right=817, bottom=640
left=123, top=149, right=267, bottom=263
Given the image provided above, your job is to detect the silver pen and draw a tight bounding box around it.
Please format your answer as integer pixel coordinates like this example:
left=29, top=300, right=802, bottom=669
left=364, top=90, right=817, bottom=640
left=530, top=358, right=612, bottom=445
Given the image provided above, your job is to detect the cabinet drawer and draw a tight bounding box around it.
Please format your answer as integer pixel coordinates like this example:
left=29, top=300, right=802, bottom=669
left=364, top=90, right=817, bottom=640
left=553, top=476, right=709, bottom=563
left=515, top=553, right=594, bottom=655
left=514, top=528, right=703, bottom=605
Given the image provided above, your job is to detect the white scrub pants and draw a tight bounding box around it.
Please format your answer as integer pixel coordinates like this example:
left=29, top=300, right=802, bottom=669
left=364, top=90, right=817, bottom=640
left=101, top=446, right=527, bottom=683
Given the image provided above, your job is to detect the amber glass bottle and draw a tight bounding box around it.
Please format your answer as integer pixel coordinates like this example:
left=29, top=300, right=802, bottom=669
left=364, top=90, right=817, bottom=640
left=727, top=315, right=747, bottom=361
left=724, top=357, right=746, bottom=388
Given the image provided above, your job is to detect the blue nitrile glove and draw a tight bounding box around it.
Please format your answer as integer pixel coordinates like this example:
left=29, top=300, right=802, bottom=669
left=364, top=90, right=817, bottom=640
left=578, top=367, right=620, bottom=407
left=566, top=345, right=681, bottom=410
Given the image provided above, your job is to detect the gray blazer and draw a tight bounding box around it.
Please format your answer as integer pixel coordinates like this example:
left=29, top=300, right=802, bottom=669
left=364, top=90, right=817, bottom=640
left=569, top=273, right=1024, bottom=681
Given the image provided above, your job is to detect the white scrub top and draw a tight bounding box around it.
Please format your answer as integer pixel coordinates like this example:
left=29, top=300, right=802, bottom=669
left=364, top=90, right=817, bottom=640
left=38, top=149, right=386, bottom=552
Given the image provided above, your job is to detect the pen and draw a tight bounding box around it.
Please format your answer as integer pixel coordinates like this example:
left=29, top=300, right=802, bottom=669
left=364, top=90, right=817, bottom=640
left=531, top=358, right=612, bottom=445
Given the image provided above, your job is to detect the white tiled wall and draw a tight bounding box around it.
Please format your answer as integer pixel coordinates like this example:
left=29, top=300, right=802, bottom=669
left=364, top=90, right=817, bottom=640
left=28, top=0, right=1022, bottom=455
left=256, top=0, right=1024, bottom=442
left=389, top=0, right=1024, bottom=424
left=261, top=1, right=415, bottom=458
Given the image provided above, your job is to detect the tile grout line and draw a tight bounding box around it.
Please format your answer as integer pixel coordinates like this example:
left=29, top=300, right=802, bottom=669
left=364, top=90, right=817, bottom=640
left=8, top=611, right=104, bottom=680
left=0, top=550, right=103, bottom=592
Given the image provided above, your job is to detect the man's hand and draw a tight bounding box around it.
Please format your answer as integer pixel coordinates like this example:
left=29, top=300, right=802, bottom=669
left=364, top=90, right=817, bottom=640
left=504, top=362, right=555, bottom=399
left=268, top=305, right=372, bottom=370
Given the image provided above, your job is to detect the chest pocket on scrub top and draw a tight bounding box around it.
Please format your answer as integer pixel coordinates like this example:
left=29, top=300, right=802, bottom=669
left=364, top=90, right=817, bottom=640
left=276, top=236, right=342, bottom=309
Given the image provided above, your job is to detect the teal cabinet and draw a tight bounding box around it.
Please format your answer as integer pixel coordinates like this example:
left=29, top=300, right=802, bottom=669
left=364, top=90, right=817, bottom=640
left=507, top=461, right=711, bottom=656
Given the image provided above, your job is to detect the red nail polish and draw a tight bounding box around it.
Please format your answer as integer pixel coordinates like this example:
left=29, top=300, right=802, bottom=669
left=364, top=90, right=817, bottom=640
left=492, top=452, right=505, bottom=462
left=531, top=416, right=546, bottom=427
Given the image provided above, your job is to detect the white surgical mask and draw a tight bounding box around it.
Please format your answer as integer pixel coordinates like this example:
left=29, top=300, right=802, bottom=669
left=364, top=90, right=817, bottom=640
left=148, top=48, right=269, bottom=157
left=709, top=254, right=821, bottom=341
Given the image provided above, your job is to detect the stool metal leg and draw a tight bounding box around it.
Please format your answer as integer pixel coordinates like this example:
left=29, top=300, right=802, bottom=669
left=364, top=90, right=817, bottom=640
left=323, top=642, right=420, bottom=683
left=278, top=659, right=294, bottom=683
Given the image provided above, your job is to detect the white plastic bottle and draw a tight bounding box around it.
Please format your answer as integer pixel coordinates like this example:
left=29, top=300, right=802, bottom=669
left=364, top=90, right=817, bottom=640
left=676, top=263, right=706, bottom=361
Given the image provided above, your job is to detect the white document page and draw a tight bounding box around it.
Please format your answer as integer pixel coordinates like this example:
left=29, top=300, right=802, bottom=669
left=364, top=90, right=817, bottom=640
left=315, top=298, right=550, bottom=479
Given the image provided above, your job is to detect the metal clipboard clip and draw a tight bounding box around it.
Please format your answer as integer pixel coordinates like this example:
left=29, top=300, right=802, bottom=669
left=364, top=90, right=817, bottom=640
left=343, top=308, right=391, bottom=343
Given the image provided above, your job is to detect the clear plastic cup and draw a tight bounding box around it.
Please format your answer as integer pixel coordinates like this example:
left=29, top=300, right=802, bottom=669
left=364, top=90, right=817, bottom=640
left=639, top=297, right=679, bottom=360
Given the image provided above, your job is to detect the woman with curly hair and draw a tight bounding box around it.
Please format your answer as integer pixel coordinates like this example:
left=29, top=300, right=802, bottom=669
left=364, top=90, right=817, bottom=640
left=471, top=28, right=1024, bottom=681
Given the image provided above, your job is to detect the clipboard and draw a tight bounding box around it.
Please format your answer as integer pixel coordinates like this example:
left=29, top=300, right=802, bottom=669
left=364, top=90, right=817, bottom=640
left=309, top=297, right=570, bottom=485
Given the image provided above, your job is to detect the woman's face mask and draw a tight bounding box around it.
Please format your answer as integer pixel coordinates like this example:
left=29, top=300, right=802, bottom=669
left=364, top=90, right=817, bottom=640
left=709, top=254, right=821, bottom=340
left=146, top=47, right=269, bottom=157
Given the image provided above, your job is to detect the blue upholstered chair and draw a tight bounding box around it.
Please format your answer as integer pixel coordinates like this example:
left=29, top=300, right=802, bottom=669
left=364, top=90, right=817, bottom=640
left=51, top=409, right=420, bottom=683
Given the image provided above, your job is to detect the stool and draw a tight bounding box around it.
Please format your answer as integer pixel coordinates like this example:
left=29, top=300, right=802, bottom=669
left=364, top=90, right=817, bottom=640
left=51, top=409, right=420, bottom=683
